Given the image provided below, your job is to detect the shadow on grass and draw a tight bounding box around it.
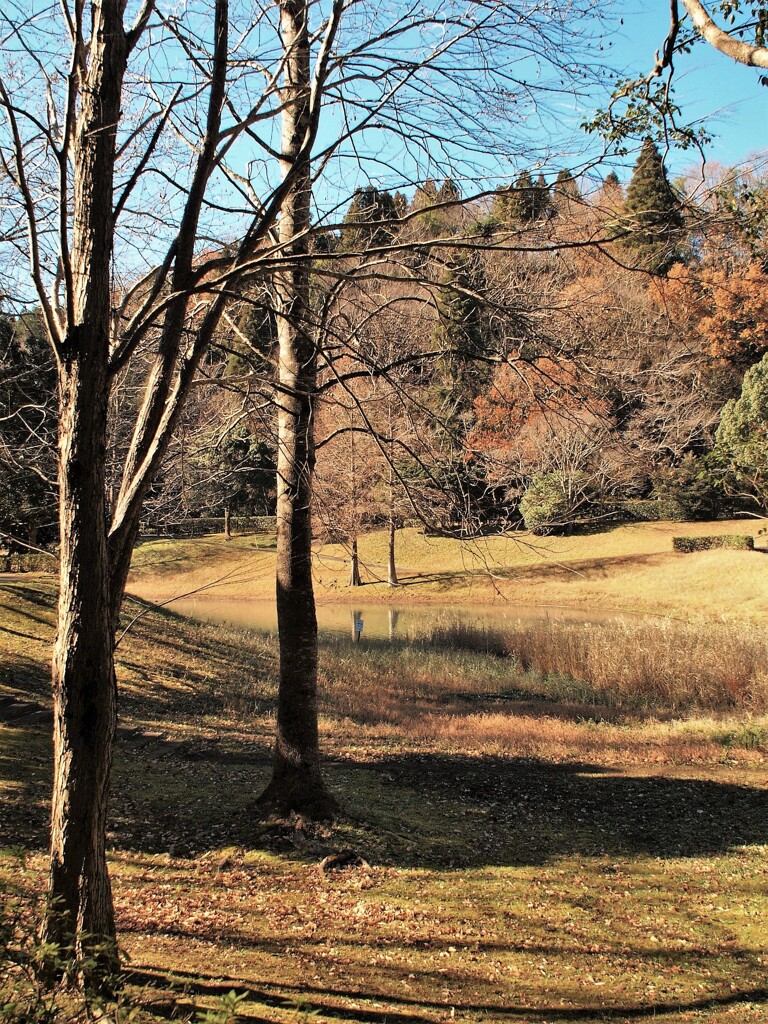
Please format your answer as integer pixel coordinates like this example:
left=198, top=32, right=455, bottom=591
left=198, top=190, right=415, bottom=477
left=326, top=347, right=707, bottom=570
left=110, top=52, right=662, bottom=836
left=2, top=585, right=766, bottom=867
left=129, top=963, right=768, bottom=1024
left=4, top=709, right=767, bottom=866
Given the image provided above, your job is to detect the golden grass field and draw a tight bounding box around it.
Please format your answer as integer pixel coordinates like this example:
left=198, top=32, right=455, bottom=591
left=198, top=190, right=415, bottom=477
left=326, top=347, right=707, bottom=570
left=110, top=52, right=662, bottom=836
left=2, top=520, right=768, bottom=1023
left=127, top=519, right=768, bottom=621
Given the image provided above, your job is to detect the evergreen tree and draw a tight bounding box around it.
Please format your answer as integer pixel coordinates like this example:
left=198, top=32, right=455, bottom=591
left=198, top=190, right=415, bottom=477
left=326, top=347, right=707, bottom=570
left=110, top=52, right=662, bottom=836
left=436, top=177, right=461, bottom=204
left=339, top=187, right=399, bottom=250
left=0, top=311, right=58, bottom=545
left=392, top=191, right=408, bottom=218
left=551, top=168, right=580, bottom=217
left=716, top=352, right=768, bottom=506
left=620, top=138, right=684, bottom=274
left=492, top=170, right=550, bottom=224
left=410, top=178, right=439, bottom=212
left=554, top=168, right=580, bottom=196
left=429, top=256, right=490, bottom=430
left=533, top=172, right=552, bottom=220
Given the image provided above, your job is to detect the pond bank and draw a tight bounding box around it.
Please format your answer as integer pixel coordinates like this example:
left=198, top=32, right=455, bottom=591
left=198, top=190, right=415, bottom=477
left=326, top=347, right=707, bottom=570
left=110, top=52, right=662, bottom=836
left=127, top=519, right=768, bottom=622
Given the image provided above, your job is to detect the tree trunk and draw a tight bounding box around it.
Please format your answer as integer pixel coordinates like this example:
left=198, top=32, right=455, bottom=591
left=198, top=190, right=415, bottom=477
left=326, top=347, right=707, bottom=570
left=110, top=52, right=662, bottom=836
left=40, top=1, right=128, bottom=985
left=387, top=517, right=398, bottom=586
left=257, top=0, right=336, bottom=819
left=44, top=354, right=119, bottom=986
left=349, top=535, right=361, bottom=586
left=224, top=505, right=231, bottom=540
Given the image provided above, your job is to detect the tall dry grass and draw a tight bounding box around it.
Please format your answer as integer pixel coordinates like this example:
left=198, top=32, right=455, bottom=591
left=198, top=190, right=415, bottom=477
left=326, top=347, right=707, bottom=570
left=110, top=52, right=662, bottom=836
left=422, top=619, right=768, bottom=712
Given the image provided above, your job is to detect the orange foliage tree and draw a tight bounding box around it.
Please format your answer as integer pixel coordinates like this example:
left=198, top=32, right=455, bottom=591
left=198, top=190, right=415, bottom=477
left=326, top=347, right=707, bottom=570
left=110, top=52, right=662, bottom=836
left=471, top=356, right=614, bottom=486
left=661, top=262, right=768, bottom=368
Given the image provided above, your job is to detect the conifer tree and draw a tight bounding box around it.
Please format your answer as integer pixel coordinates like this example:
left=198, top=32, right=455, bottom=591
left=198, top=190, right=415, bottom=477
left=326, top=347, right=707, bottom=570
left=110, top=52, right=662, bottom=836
left=620, top=138, right=684, bottom=273
left=393, top=191, right=408, bottom=218
left=410, top=178, right=439, bottom=212
left=340, top=187, right=399, bottom=250
left=554, top=168, right=580, bottom=196
left=533, top=172, right=552, bottom=220
left=716, top=352, right=768, bottom=506
left=430, top=256, right=489, bottom=418
left=436, top=178, right=462, bottom=204
left=493, top=170, right=551, bottom=224
left=551, top=168, right=580, bottom=217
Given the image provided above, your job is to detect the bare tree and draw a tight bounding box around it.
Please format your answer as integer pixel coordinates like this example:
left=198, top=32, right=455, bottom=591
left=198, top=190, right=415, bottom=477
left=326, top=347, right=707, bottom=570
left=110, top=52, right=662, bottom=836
left=0, top=0, right=613, bottom=975
left=0, top=0, right=344, bottom=979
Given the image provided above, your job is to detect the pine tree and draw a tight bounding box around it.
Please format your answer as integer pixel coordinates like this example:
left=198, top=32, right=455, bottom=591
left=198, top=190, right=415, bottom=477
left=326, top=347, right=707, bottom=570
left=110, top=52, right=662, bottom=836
left=554, top=168, right=580, bottom=196
left=551, top=169, right=580, bottom=217
left=339, top=187, right=399, bottom=250
left=436, top=178, right=461, bottom=204
left=716, top=352, right=768, bottom=506
left=533, top=172, right=552, bottom=220
left=620, top=138, right=684, bottom=274
left=430, top=256, right=489, bottom=413
left=0, top=312, right=57, bottom=545
left=492, top=171, right=551, bottom=224
left=392, top=191, right=408, bottom=218
left=410, top=178, right=439, bottom=212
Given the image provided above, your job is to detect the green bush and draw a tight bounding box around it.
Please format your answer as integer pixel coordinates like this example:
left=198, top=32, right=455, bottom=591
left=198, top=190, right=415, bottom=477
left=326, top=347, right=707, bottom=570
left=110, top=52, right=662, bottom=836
left=520, top=472, right=592, bottom=535
left=672, top=534, right=754, bottom=553
left=650, top=453, right=722, bottom=521
left=620, top=497, right=687, bottom=522
left=140, top=515, right=276, bottom=538
left=0, top=552, right=56, bottom=574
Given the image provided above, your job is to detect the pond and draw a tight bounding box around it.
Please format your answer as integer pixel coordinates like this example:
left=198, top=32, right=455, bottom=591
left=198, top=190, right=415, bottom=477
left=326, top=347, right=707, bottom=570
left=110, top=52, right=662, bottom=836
left=171, top=597, right=637, bottom=642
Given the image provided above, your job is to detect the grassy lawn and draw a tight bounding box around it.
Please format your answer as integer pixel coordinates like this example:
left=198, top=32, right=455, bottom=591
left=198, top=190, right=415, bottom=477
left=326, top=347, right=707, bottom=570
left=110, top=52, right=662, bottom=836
left=3, top=523, right=768, bottom=1023
left=127, top=520, right=768, bottom=621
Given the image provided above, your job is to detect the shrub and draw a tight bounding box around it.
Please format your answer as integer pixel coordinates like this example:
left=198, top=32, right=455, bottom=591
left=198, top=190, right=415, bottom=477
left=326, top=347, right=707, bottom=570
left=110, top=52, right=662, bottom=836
left=0, top=552, right=56, bottom=574
left=620, top=497, right=684, bottom=522
left=139, top=515, right=276, bottom=538
left=672, top=534, right=754, bottom=553
left=650, top=453, right=722, bottom=521
left=519, top=471, right=592, bottom=535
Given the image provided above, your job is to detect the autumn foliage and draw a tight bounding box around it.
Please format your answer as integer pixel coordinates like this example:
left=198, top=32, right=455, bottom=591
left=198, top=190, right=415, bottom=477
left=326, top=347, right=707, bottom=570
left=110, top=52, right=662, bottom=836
left=661, top=261, right=768, bottom=366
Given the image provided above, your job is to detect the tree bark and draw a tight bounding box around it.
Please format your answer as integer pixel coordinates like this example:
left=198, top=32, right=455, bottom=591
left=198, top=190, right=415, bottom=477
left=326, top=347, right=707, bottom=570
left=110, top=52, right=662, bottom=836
left=680, top=0, right=768, bottom=68
left=45, top=351, right=119, bottom=985
left=257, top=0, right=337, bottom=819
left=349, top=535, right=361, bottom=586
left=42, top=0, right=128, bottom=984
left=387, top=517, right=398, bottom=587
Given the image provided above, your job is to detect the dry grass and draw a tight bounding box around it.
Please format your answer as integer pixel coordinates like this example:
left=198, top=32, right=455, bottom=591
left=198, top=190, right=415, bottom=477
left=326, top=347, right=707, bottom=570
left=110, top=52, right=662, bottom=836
left=422, top=619, right=768, bottom=712
left=127, top=520, right=768, bottom=620
left=3, top=582, right=768, bottom=1023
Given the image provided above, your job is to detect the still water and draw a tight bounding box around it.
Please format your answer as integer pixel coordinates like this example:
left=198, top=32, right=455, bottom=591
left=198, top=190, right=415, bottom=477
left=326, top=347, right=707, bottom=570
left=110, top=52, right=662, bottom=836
left=171, top=598, right=630, bottom=642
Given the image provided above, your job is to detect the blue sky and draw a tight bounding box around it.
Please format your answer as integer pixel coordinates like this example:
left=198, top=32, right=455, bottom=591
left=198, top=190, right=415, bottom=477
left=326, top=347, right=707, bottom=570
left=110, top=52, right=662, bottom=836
left=608, top=1, right=767, bottom=175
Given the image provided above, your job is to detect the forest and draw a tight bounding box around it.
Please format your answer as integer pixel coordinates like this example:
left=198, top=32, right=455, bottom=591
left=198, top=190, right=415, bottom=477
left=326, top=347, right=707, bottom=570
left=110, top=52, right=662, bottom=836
left=5, top=144, right=768, bottom=549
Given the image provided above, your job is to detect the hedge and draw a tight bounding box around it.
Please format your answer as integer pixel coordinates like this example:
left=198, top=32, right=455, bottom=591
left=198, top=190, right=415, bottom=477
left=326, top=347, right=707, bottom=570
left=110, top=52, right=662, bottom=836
left=622, top=498, right=693, bottom=522
left=139, top=515, right=277, bottom=537
left=0, top=552, right=57, bottom=573
left=672, top=534, right=755, bottom=553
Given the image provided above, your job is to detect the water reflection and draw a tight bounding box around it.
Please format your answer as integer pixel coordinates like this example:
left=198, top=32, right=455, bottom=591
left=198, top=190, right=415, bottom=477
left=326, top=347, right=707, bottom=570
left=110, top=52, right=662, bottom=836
left=170, top=597, right=640, bottom=642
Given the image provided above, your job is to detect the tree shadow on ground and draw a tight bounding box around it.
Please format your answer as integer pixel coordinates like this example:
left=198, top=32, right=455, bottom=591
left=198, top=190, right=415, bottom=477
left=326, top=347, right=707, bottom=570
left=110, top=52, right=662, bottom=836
left=342, top=751, right=768, bottom=866
left=127, top=962, right=768, bottom=1024
left=4, top=712, right=767, bottom=869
